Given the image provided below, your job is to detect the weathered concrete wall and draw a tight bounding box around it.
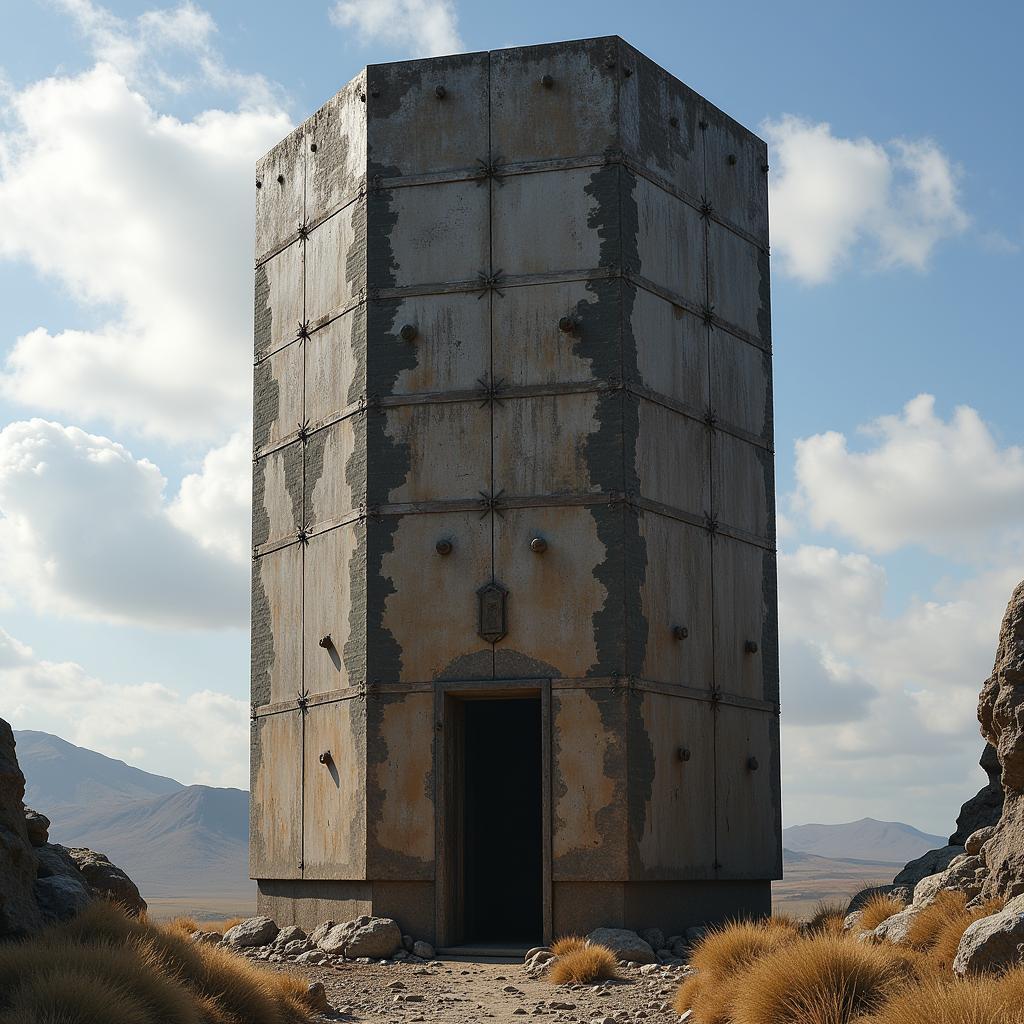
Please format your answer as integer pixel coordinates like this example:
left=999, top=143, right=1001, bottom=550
left=250, top=35, right=780, bottom=942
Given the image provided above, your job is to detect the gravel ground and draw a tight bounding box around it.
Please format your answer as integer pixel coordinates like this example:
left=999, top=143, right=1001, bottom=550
left=264, top=956, right=690, bottom=1024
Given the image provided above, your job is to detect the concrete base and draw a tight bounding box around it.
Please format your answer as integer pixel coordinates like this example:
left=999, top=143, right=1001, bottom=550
left=257, top=878, right=772, bottom=944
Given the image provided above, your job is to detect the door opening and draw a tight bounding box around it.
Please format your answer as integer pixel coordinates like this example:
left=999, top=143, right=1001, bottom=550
left=460, top=696, right=543, bottom=943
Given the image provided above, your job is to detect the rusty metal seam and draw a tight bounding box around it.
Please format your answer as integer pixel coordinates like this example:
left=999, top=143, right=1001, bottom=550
left=254, top=185, right=366, bottom=269
left=252, top=686, right=368, bottom=718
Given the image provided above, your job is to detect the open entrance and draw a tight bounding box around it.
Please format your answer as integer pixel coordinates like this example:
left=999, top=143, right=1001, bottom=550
left=459, top=696, right=543, bottom=944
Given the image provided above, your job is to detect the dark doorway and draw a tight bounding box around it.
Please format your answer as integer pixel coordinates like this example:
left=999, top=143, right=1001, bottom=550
left=461, top=697, right=543, bottom=943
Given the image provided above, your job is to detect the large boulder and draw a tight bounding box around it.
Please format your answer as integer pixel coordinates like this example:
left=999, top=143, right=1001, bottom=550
left=33, top=843, right=94, bottom=924
left=0, top=720, right=41, bottom=938
left=978, top=581, right=1024, bottom=901
left=66, top=848, right=146, bottom=917
left=949, top=745, right=1004, bottom=846
left=893, top=843, right=964, bottom=889
left=224, top=915, right=280, bottom=948
left=23, top=808, right=50, bottom=847
left=953, top=892, right=1024, bottom=976
left=317, top=916, right=402, bottom=959
left=585, top=927, right=656, bottom=964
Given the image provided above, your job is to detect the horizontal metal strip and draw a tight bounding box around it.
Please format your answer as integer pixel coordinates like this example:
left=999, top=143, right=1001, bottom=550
left=254, top=491, right=774, bottom=557
left=254, top=185, right=365, bottom=269
left=252, top=677, right=778, bottom=715
left=306, top=292, right=366, bottom=337
left=254, top=331, right=301, bottom=368
left=252, top=686, right=366, bottom=719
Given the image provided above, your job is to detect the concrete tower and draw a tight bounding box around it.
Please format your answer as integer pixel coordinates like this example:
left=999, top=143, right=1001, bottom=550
left=250, top=36, right=780, bottom=947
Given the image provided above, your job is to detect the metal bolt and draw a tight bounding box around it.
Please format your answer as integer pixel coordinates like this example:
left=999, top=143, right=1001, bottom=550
left=761, top=163, right=770, bottom=174
left=678, top=747, right=691, bottom=762
left=727, top=153, right=737, bottom=165
left=318, top=634, right=332, bottom=649
left=530, top=537, right=548, bottom=554
left=745, top=640, right=759, bottom=654
left=277, top=174, right=285, bottom=184
left=673, top=625, right=689, bottom=641
left=255, top=179, right=262, bottom=189
left=622, top=66, right=632, bottom=77
left=399, top=323, right=418, bottom=342
left=310, top=142, right=318, bottom=152
left=669, top=116, right=679, bottom=128
left=319, top=750, right=332, bottom=765
left=435, top=85, right=446, bottom=99
left=557, top=315, right=575, bottom=333
left=541, top=74, right=554, bottom=88
left=747, top=756, right=759, bottom=772
left=435, top=539, right=453, bottom=556
left=359, top=94, right=366, bottom=103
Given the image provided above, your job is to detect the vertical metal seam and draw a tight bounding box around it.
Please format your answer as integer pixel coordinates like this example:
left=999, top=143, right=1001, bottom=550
left=300, top=128, right=309, bottom=878
left=487, top=49, right=496, bottom=680
left=700, top=104, right=720, bottom=876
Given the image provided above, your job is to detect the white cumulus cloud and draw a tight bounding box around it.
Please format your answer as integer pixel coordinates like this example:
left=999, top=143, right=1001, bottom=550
left=763, top=115, right=968, bottom=284
left=0, top=63, right=289, bottom=443
left=329, top=0, right=464, bottom=57
left=0, top=419, right=248, bottom=628
left=793, top=394, right=1024, bottom=558
left=2, top=626, right=248, bottom=788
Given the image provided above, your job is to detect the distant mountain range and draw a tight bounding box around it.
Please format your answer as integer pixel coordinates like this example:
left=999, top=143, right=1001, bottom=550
left=782, top=817, right=944, bottom=864
left=14, top=730, right=252, bottom=899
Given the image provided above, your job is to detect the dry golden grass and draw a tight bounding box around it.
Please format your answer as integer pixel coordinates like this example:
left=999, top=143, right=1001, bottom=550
left=166, top=916, right=201, bottom=935
left=858, top=893, right=906, bottom=931
left=548, top=945, right=618, bottom=985
left=0, top=901, right=314, bottom=1024
left=672, top=918, right=800, bottom=1023
left=200, top=917, right=244, bottom=934
left=729, top=933, right=920, bottom=1024
left=549, top=934, right=586, bottom=957
left=863, top=969, right=1024, bottom=1024
left=808, top=900, right=848, bottom=936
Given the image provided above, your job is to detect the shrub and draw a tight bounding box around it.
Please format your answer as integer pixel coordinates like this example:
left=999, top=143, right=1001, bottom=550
left=0, top=901, right=313, bottom=1024
left=166, top=916, right=201, bottom=935
left=672, top=919, right=800, bottom=1023
left=858, top=893, right=906, bottom=931
left=548, top=944, right=618, bottom=985
left=863, top=969, right=1024, bottom=1024
left=901, top=892, right=1004, bottom=973
left=729, top=933, right=919, bottom=1024
left=549, top=934, right=586, bottom=957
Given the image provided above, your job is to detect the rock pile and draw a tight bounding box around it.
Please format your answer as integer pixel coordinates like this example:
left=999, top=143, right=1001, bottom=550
left=211, top=913, right=437, bottom=968
left=0, top=717, right=145, bottom=940
left=523, top=926, right=696, bottom=978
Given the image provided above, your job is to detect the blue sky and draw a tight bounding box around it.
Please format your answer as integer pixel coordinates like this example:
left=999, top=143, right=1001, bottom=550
left=0, top=0, right=1021, bottom=834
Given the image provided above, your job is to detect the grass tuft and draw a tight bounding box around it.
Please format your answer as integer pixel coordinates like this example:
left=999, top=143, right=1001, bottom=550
left=672, top=918, right=800, bottom=1023
left=0, top=900, right=313, bottom=1024
left=549, top=934, right=586, bottom=957
left=729, top=933, right=919, bottom=1024
left=807, top=900, right=848, bottom=936
left=863, top=968, right=1024, bottom=1024
left=548, top=944, right=618, bottom=985
left=858, top=893, right=906, bottom=932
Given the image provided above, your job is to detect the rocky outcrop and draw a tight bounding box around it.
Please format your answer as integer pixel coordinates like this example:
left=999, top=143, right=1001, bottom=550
left=0, top=717, right=145, bottom=937
left=949, top=745, right=1004, bottom=846
left=66, top=848, right=146, bottom=917
left=977, top=580, right=1024, bottom=901
left=953, top=892, right=1024, bottom=976
left=0, top=720, right=42, bottom=939
left=892, top=843, right=964, bottom=890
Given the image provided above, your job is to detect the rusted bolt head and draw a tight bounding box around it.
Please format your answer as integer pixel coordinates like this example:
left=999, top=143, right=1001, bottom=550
left=319, top=750, right=332, bottom=765
left=669, top=116, right=679, bottom=128
left=359, top=94, right=366, bottom=103
left=557, top=315, right=575, bottom=333
left=678, top=747, right=691, bottom=762
left=541, top=74, right=554, bottom=88
left=310, top=142, right=318, bottom=152
left=399, top=323, right=418, bottom=342
left=318, top=634, right=332, bottom=649
left=673, top=625, right=689, bottom=641
left=277, top=174, right=285, bottom=184
left=745, top=640, right=759, bottom=654
left=747, top=756, right=759, bottom=772
left=255, top=179, right=263, bottom=189
left=435, top=539, right=453, bottom=556
left=435, top=85, right=446, bottom=99
left=530, top=536, right=548, bottom=554
left=727, top=153, right=737, bottom=165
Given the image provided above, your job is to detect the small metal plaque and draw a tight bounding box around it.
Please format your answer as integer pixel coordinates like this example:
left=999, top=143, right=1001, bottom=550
left=477, top=580, right=508, bottom=643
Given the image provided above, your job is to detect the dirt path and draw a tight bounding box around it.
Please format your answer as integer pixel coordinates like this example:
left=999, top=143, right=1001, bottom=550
left=270, top=957, right=688, bottom=1024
